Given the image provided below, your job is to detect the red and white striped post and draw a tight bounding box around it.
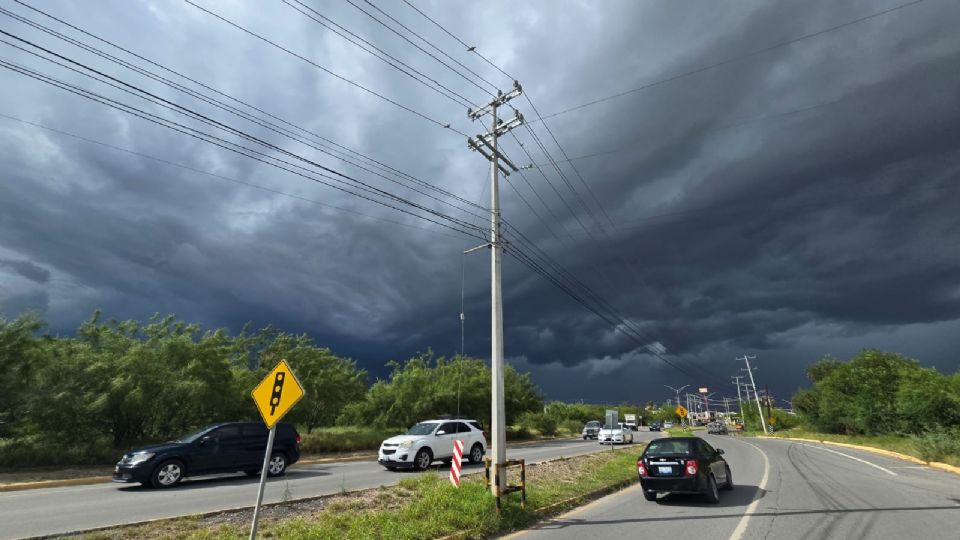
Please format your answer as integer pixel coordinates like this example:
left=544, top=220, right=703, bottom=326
left=449, top=439, right=464, bottom=487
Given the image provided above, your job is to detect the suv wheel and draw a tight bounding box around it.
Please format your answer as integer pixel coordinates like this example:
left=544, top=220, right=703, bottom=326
left=643, top=489, right=657, bottom=501
left=414, top=448, right=433, bottom=471
left=267, top=452, right=287, bottom=477
left=469, top=443, right=484, bottom=464
left=151, top=459, right=184, bottom=488
left=721, top=465, right=734, bottom=491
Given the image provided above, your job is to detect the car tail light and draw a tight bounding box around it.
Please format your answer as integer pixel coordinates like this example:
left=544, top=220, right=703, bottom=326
left=637, top=460, right=648, bottom=476
left=295, top=435, right=301, bottom=445
left=483, top=431, right=489, bottom=442
left=685, top=459, right=698, bottom=476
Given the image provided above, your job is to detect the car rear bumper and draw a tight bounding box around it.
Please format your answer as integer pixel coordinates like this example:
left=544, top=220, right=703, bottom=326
left=639, top=474, right=706, bottom=493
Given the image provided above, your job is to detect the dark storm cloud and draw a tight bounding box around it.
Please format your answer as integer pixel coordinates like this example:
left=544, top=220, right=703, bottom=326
left=1, top=0, right=959, bottom=401
left=0, top=258, right=50, bottom=283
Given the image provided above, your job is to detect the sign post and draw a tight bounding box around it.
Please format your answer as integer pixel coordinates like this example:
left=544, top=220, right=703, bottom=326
left=249, top=359, right=305, bottom=540
left=605, top=409, right=618, bottom=452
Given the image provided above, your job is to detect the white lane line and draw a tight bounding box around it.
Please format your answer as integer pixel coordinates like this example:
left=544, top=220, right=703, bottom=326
left=728, top=438, right=770, bottom=540
left=799, top=443, right=897, bottom=476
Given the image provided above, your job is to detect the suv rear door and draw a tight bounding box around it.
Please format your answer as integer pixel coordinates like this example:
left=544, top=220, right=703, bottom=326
left=239, top=423, right=270, bottom=469
left=435, top=422, right=460, bottom=458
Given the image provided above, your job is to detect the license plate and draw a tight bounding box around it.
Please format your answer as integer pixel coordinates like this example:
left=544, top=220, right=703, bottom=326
left=658, top=466, right=672, bottom=474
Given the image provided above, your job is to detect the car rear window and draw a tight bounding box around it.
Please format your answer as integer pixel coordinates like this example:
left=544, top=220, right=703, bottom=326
left=645, top=439, right=692, bottom=456
left=469, top=421, right=484, bottom=431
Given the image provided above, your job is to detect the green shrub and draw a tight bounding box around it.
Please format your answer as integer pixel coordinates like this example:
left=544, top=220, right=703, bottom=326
left=518, top=412, right=557, bottom=436
left=912, top=428, right=960, bottom=462
left=561, top=419, right=583, bottom=436
left=298, top=427, right=398, bottom=454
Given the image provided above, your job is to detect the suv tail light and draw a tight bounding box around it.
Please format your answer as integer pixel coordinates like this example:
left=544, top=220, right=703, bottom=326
left=295, top=435, right=301, bottom=445
left=637, top=460, right=648, bottom=476
left=685, top=459, right=698, bottom=476
left=483, top=431, right=489, bottom=443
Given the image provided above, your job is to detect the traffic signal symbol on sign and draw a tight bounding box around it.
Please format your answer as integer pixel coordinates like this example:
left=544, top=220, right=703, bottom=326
left=251, top=359, right=304, bottom=429
left=675, top=406, right=688, bottom=418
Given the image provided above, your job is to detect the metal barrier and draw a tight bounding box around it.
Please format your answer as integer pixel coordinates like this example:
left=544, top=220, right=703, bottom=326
left=483, top=457, right=526, bottom=511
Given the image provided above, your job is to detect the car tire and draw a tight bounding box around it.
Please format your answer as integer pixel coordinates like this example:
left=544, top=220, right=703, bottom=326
left=267, top=452, right=287, bottom=477
left=642, top=489, right=657, bottom=501
left=150, top=459, right=185, bottom=489
left=414, top=448, right=433, bottom=471
left=704, top=474, right=720, bottom=504
left=583, top=435, right=588, bottom=440
left=721, top=465, right=734, bottom=491
left=468, top=443, right=484, bottom=464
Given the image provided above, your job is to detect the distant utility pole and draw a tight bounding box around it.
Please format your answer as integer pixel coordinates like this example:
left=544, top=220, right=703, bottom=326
left=467, top=81, right=523, bottom=497
left=723, top=397, right=731, bottom=415
left=663, top=384, right=689, bottom=409
left=732, top=376, right=745, bottom=422
left=737, top=355, right=767, bottom=434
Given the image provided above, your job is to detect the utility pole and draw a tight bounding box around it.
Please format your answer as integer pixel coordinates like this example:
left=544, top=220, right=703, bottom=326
left=764, top=384, right=772, bottom=422
left=663, top=384, right=689, bottom=409
left=737, top=355, right=767, bottom=434
left=467, top=81, right=523, bottom=497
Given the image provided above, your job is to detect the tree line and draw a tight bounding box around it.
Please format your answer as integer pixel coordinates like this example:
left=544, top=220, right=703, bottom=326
left=0, top=311, right=544, bottom=465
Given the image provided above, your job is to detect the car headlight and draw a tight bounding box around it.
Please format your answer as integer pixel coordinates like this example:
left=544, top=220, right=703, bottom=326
left=399, top=440, right=416, bottom=450
left=127, top=452, right=155, bottom=466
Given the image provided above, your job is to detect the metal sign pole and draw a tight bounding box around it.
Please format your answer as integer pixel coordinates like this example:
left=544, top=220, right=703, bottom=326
left=249, top=425, right=276, bottom=540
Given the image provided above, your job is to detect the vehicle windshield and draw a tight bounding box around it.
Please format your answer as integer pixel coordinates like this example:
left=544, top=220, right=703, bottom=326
left=586, top=421, right=600, bottom=427
left=645, top=439, right=692, bottom=456
left=177, top=426, right=212, bottom=443
left=405, top=422, right=439, bottom=436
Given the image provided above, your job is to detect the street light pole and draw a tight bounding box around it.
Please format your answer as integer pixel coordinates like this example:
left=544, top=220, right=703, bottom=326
left=738, top=355, right=767, bottom=434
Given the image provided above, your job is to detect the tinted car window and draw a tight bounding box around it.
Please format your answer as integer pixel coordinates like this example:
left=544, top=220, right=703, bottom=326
left=243, top=423, right=269, bottom=439
left=645, top=439, right=692, bottom=456
left=469, top=421, right=484, bottom=431
left=698, top=439, right=716, bottom=455
left=214, top=425, right=241, bottom=441
left=455, top=422, right=472, bottom=433
left=438, top=422, right=459, bottom=434
left=406, top=422, right=439, bottom=435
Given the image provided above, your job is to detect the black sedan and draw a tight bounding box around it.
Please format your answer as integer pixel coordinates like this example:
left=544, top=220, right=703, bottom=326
left=636, top=437, right=733, bottom=503
left=649, top=421, right=662, bottom=432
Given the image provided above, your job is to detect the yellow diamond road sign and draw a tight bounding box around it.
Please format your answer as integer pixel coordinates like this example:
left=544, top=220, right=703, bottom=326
left=251, top=359, right=305, bottom=429
left=675, top=405, right=688, bottom=418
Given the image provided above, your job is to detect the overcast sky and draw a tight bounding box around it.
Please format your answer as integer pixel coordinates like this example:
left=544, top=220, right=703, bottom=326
left=1, top=0, right=959, bottom=406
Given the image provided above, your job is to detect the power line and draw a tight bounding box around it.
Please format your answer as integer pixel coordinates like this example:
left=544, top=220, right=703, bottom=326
left=535, top=0, right=927, bottom=122
left=0, top=57, right=488, bottom=239
left=342, top=0, right=494, bottom=98
left=0, top=112, right=465, bottom=239
left=181, top=0, right=467, bottom=134
left=11, top=0, right=484, bottom=213
left=400, top=0, right=514, bottom=82
left=278, top=0, right=475, bottom=109
left=361, top=0, right=500, bottom=93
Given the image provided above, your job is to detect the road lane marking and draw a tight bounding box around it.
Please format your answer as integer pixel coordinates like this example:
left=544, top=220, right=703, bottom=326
left=799, top=443, right=897, bottom=476
left=728, top=438, right=770, bottom=540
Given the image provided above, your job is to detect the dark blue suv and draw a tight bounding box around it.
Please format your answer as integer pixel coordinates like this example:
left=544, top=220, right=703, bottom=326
left=112, top=422, right=301, bottom=488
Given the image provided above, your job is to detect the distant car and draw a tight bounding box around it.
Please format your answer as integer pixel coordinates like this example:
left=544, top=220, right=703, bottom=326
left=582, top=420, right=602, bottom=440
left=663, top=421, right=674, bottom=429
left=649, top=421, right=662, bottom=432
left=112, top=422, right=301, bottom=488
left=598, top=424, right=634, bottom=445
left=707, top=422, right=729, bottom=435
left=636, top=437, right=733, bottom=503
left=378, top=419, right=487, bottom=471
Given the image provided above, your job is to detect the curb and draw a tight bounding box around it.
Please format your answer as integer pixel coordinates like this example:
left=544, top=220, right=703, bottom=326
left=26, top=445, right=631, bottom=540
left=755, top=435, right=960, bottom=475
left=0, top=438, right=586, bottom=493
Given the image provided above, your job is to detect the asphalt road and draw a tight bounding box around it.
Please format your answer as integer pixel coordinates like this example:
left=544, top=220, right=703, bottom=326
left=0, top=433, right=660, bottom=540
left=507, top=435, right=960, bottom=540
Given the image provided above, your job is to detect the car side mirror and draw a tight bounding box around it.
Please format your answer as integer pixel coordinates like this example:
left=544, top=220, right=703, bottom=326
left=716, top=448, right=724, bottom=455
left=436, top=430, right=446, bottom=435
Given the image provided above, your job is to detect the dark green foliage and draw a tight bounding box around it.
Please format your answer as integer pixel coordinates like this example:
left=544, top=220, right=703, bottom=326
left=337, top=352, right=544, bottom=428
left=519, top=411, right=558, bottom=436
left=0, top=311, right=367, bottom=460
left=792, top=349, right=960, bottom=436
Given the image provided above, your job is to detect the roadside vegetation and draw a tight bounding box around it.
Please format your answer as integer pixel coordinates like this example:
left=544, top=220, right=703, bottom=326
left=70, top=449, right=641, bottom=540
left=0, top=311, right=544, bottom=469
left=763, top=349, right=960, bottom=466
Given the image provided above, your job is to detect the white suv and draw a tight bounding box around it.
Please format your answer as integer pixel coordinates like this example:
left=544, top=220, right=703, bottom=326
left=378, top=419, right=487, bottom=471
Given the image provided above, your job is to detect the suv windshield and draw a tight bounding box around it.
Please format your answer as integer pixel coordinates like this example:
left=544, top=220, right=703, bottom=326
left=645, top=439, right=692, bottom=456
left=406, top=422, right=439, bottom=436
left=586, top=421, right=600, bottom=428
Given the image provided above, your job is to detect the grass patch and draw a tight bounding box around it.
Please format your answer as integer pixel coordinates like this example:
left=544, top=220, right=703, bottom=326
left=755, top=427, right=960, bottom=467
left=70, top=449, right=642, bottom=540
